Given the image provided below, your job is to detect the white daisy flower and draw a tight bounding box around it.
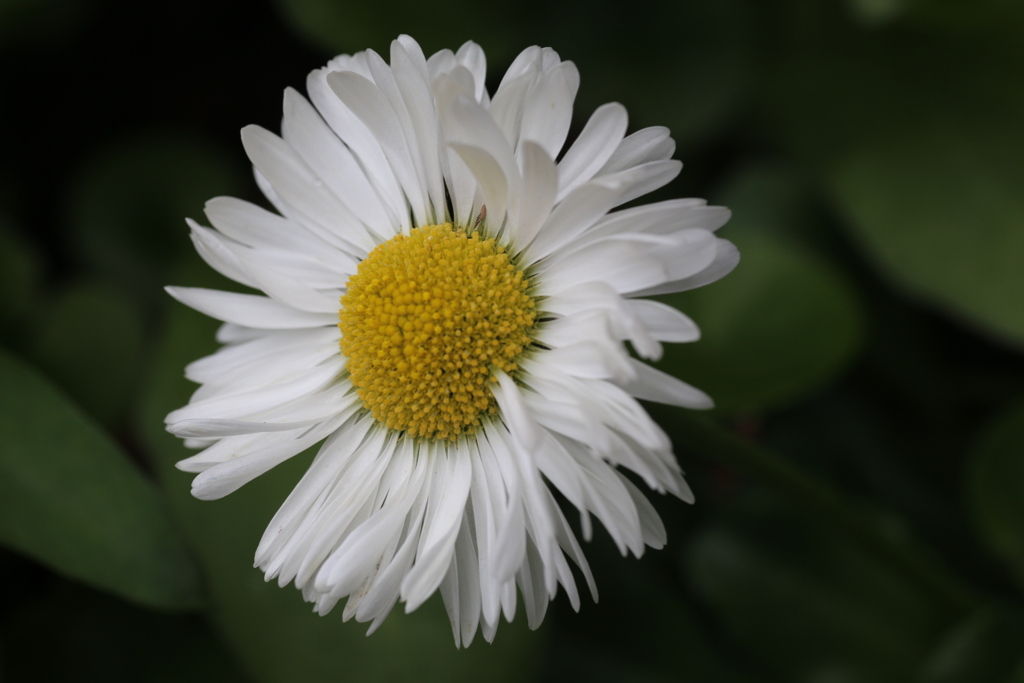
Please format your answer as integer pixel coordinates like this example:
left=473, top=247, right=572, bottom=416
left=165, top=35, right=737, bottom=647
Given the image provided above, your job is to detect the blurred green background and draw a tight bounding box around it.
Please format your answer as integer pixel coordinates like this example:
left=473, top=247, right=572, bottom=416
left=2, top=0, right=1024, bottom=680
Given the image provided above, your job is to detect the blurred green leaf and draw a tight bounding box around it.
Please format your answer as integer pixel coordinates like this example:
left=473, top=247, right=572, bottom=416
left=762, top=21, right=1024, bottom=347
left=2, top=579, right=248, bottom=682
left=547, top=523, right=753, bottom=683
left=27, top=279, right=145, bottom=429
left=968, top=399, right=1024, bottom=589
left=905, top=0, right=1024, bottom=41
left=845, top=0, right=910, bottom=25
left=138, top=297, right=544, bottom=682
left=829, top=118, right=1024, bottom=348
left=0, top=215, right=40, bottom=339
left=65, top=131, right=243, bottom=302
left=715, top=161, right=821, bottom=246
left=558, top=0, right=753, bottom=150
left=273, top=0, right=529, bottom=64
left=917, top=607, right=1024, bottom=683
left=274, top=0, right=752, bottom=150
left=0, top=346, right=202, bottom=610
left=0, top=0, right=92, bottom=46
left=655, top=231, right=865, bottom=412
left=684, top=494, right=951, bottom=683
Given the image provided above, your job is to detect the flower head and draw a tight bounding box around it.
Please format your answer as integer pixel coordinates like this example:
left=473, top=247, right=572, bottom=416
left=166, top=35, right=737, bottom=647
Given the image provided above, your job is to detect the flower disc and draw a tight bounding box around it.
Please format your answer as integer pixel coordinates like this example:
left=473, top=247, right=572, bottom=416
left=339, top=223, right=536, bottom=440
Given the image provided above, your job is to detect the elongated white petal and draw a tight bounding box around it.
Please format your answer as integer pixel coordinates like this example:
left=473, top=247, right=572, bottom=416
left=241, top=125, right=376, bottom=254
left=306, top=67, right=409, bottom=231
left=400, top=447, right=473, bottom=610
left=188, top=221, right=258, bottom=288
left=448, top=143, right=509, bottom=232
left=204, top=196, right=336, bottom=254
left=190, top=415, right=344, bottom=499
left=518, top=61, right=578, bottom=159
left=626, top=299, right=700, bottom=343
left=169, top=416, right=328, bottom=438
left=327, top=70, right=430, bottom=227
left=599, top=126, right=676, bottom=175
left=441, top=94, right=521, bottom=229
left=628, top=237, right=740, bottom=297
left=282, top=88, right=393, bottom=241
left=620, top=358, right=714, bottom=409
left=512, top=141, right=557, bottom=248
left=165, top=287, right=337, bottom=329
left=556, top=102, right=628, bottom=200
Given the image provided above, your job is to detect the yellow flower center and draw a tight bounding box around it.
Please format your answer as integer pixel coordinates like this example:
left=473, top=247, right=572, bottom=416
left=339, top=223, right=536, bottom=441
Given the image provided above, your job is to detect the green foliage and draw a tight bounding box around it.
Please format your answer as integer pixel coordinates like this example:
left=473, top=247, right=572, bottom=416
left=546, top=525, right=753, bottom=683
left=25, top=279, right=145, bottom=430
left=64, top=131, right=244, bottom=304
left=0, top=0, right=92, bottom=45
left=0, top=347, right=201, bottom=610
left=968, top=400, right=1024, bottom=589
left=761, top=8, right=1024, bottom=347
left=685, top=494, right=952, bottom=682
left=830, top=121, right=1024, bottom=348
left=918, top=608, right=1024, bottom=683
left=1, top=578, right=247, bottom=682
left=274, top=0, right=529, bottom=64
left=0, top=217, right=39, bottom=341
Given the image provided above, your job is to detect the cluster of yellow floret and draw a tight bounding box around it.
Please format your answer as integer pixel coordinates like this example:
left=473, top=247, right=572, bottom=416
left=339, top=223, right=536, bottom=441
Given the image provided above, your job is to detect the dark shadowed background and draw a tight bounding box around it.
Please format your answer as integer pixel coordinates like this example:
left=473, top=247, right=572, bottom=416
left=2, top=0, right=1024, bottom=680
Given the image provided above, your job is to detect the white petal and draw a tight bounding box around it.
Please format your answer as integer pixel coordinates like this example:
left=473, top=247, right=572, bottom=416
left=518, top=61, right=578, bottom=160
left=524, top=170, right=644, bottom=264
left=491, top=371, right=539, bottom=451
left=306, top=67, right=409, bottom=231
left=169, top=363, right=345, bottom=431
left=441, top=94, right=521, bottom=232
left=454, top=41, right=487, bottom=103
left=538, top=240, right=667, bottom=296
left=447, top=143, right=508, bottom=234
left=620, top=358, right=714, bottom=409
left=240, top=125, right=376, bottom=254
left=188, top=221, right=258, bottom=289
left=587, top=199, right=730, bottom=243
left=165, top=287, right=337, bottom=329
left=169, top=416, right=329, bottom=438
left=431, top=74, right=482, bottom=226
left=616, top=471, right=669, bottom=548
left=321, top=447, right=427, bottom=596
left=189, top=414, right=343, bottom=499
left=626, top=299, right=700, bottom=343
left=255, top=418, right=376, bottom=567
left=286, top=426, right=394, bottom=588
left=390, top=39, right=448, bottom=221
left=400, top=446, right=472, bottom=611
left=628, top=237, right=740, bottom=297
left=204, top=196, right=334, bottom=254
left=185, top=326, right=338, bottom=384
left=599, top=126, right=676, bottom=175
left=610, top=159, right=682, bottom=208
left=489, top=72, right=533, bottom=148
left=282, top=88, right=393, bottom=241
left=556, top=102, right=628, bottom=201
left=511, top=141, right=557, bottom=249
left=230, top=245, right=353, bottom=290
left=327, top=70, right=431, bottom=228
